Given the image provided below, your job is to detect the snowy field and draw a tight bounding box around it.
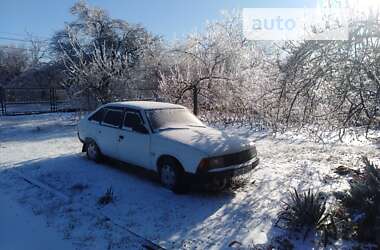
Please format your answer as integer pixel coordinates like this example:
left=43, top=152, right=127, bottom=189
left=0, top=113, right=379, bottom=250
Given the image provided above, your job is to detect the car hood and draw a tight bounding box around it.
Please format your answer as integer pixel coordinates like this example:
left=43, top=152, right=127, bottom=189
left=156, top=126, right=252, bottom=157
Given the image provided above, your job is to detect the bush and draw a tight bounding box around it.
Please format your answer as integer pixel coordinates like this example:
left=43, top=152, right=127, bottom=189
left=228, top=173, right=255, bottom=191
left=97, top=187, right=115, bottom=206
left=339, top=157, right=380, bottom=245
left=278, top=189, right=329, bottom=238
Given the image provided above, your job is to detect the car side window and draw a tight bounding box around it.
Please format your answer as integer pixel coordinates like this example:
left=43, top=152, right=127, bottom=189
left=124, top=111, right=143, bottom=129
left=102, top=109, right=123, bottom=128
left=88, top=108, right=105, bottom=123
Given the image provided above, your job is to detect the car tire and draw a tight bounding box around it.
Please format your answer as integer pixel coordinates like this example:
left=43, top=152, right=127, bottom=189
left=158, top=158, right=187, bottom=193
left=86, top=140, right=101, bottom=162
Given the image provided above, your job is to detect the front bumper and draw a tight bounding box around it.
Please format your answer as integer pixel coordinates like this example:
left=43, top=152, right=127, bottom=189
left=188, top=157, right=259, bottom=183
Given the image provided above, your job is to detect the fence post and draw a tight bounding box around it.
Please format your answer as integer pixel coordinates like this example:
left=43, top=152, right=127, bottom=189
left=49, top=88, right=57, bottom=112
left=53, top=88, right=57, bottom=112
left=49, top=88, right=53, bottom=112
left=0, top=87, right=3, bottom=115
left=0, top=87, right=5, bottom=115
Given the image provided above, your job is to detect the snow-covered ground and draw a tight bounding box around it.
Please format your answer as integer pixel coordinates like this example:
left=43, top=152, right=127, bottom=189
left=0, top=192, right=74, bottom=250
left=0, top=113, right=379, bottom=249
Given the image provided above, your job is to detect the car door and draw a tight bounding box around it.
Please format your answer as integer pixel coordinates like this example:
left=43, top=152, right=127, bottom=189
left=118, top=110, right=151, bottom=169
left=82, top=107, right=106, bottom=141
left=97, top=108, right=124, bottom=159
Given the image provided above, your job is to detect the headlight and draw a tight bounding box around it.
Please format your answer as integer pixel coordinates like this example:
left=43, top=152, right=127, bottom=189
left=197, top=157, right=225, bottom=173
left=209, top=157, right=224, bottom=168
left=197, top=159, right=209, bottom=173
left=251, top=146, right=257, bottom=157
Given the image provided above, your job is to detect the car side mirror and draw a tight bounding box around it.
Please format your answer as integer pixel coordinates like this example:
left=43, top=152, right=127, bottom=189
left=133, top=124, right=149, bottom=134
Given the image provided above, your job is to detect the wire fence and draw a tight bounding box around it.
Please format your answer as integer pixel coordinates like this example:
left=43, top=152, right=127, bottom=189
left=0, top=87, right=84, bottom=115
left=0, top=87, right=159, bottom=116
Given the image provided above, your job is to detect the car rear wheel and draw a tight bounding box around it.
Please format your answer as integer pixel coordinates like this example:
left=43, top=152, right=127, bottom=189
left=159, top=158, right=186, bottom=193
left=86, top=141, right=101, bottom=162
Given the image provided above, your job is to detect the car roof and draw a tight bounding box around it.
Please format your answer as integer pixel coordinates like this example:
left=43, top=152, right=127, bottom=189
left=104, top=101, right=185, bottom=110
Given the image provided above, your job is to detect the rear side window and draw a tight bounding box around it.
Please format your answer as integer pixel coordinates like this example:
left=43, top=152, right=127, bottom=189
left=124, top=112, right=143, bottom=128
left=102, top=110, right=123, bottom=127
left=89, top=108, right=105, bottom=122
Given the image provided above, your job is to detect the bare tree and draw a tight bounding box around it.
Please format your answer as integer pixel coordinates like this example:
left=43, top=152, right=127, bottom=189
left=159, top=12, right=268, bottom=119
left=0, top=46, right=29, bottom=86
left=51, top=0, right=161, bottom=107
left=271, top=14, right=380, bottom=137
left=26, top=32, right=48, bottom=67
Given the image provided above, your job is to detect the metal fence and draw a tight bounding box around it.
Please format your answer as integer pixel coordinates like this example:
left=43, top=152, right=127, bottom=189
left=0, top=87, right=81, bottom=115
left=0, top=87, right=159, bottom=116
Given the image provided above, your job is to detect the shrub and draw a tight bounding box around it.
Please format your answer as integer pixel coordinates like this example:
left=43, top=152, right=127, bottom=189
left=228, top=173, right=255, bottom=191
left=98, top=187, right=115, bottom=206
left=340, top=157, right=380, bottom=245
left=278, top=189, right=329, bottom=238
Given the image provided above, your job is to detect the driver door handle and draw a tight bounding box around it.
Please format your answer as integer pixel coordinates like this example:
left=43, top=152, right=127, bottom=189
left=119, top=135, right=124, bottom=140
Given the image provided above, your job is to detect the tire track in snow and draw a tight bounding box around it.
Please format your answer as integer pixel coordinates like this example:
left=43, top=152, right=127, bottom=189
left=11, top=168, right=166, bottom=250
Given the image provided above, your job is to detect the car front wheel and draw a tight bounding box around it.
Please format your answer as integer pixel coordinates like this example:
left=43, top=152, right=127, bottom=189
left=159, top=158, right=186, bottom=193
left=86, top=141, right=101, bottom=162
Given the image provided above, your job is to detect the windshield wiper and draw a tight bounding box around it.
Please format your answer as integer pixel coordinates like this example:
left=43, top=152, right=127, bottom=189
left=186, top=124, right=206, bottom=128
left=157, top=127, right=188, bottom=132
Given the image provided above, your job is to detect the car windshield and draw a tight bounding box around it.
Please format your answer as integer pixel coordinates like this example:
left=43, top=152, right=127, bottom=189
left=146, top=108, right=204, bottom=131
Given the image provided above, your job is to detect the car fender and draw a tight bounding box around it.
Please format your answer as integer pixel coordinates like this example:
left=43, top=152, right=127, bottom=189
left=150, top=134, right=207, bottom=174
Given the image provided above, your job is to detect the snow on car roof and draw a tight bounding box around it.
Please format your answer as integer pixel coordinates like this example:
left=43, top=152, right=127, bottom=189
left=105, top=101, right=185, bottom=110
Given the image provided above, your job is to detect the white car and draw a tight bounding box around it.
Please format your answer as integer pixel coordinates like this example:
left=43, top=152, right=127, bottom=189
left=78, top=101, right=259, bottom=192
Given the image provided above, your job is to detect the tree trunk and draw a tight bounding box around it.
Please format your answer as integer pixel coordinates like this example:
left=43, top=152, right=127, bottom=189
left=193, top=85, right=198, bottom=116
